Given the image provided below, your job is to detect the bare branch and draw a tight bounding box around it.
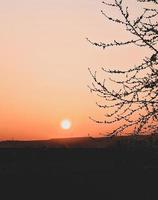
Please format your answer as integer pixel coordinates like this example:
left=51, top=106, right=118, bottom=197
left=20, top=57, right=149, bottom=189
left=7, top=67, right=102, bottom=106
left=89, top=0, right=158, bottom=136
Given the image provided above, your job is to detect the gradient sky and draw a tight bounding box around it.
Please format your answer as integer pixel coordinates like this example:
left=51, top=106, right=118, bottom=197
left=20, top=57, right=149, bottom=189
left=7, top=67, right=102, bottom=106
left=0, top=0, right=149, bottom=140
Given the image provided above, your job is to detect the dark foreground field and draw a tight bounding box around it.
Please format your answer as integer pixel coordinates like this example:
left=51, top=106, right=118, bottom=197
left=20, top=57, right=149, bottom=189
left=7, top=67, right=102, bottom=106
left=1, top=136, right=158, bottom=199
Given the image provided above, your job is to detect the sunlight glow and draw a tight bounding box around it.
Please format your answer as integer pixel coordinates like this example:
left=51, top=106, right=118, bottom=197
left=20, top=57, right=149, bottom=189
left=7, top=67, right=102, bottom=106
left=60, top=119, right=72, bottom=130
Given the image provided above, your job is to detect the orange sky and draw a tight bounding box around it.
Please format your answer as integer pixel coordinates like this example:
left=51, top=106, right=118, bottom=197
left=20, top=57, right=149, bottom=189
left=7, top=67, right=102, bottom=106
left=0, top=0, right=150, bottom=140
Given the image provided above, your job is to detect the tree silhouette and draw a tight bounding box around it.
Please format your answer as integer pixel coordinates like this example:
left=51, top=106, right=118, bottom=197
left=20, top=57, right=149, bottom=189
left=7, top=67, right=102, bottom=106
left=88, top=0, right=158, bottom=136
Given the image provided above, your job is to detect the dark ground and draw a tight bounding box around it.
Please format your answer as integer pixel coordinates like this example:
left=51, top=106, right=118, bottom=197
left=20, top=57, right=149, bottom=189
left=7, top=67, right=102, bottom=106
left=1, top=136, right=158, bottom=199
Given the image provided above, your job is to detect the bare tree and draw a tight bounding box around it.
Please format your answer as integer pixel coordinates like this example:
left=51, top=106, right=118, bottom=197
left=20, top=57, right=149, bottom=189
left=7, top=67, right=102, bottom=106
left=88, top=0, right=158, bottom=137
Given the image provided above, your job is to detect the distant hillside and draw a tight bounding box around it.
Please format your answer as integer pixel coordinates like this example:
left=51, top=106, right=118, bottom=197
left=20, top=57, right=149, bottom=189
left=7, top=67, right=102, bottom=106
left=0, top=135, right=158, bottom=149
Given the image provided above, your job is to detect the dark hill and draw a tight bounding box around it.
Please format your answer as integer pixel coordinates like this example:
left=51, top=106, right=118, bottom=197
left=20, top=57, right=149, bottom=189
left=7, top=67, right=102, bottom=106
left=1, top=135, right=158, bottom=199
left=0, top=135, right=158, bottom=149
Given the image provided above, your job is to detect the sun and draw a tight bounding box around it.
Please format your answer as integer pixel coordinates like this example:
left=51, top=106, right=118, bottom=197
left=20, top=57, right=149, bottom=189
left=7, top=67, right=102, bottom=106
left=60, top=119, right=72, bottom=130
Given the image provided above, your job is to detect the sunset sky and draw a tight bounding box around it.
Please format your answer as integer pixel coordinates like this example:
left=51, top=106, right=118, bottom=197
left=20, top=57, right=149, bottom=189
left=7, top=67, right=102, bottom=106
left=0, top=0, right=149, bottom=140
